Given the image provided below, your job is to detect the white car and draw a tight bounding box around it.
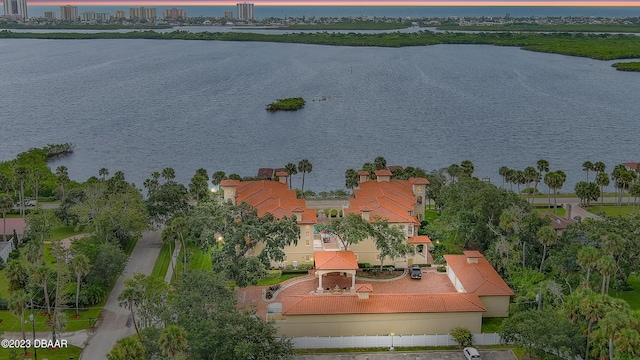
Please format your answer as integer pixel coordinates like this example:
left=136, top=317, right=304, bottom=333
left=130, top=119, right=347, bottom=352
left=463, top=347, right=481, bottom=360
left=25, top=200, right=37, bottom=206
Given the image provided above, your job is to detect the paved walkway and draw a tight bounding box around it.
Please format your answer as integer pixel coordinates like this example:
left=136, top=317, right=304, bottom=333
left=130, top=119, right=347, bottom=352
left=79, top=229, right=163, bottom=359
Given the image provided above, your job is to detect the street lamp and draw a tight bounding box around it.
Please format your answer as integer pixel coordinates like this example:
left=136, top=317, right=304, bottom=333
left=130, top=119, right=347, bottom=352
left=29, top=312, right=37, bottom=360
left=389, top=332, right=395, bottom=351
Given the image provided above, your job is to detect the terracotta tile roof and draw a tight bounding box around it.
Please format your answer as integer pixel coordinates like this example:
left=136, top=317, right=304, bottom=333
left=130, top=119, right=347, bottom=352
left=357, top=170, right=370, bottom=176
left=275, top=171, right=289, bottom=177
left=0, top=218, right=26, bottom=235
left=540, top=212, right=576, bottom=230
left=375, top=169, right=392, bottom=177
left=407, top=236, right=432, bottom=245
left=463, top=250, right=483, bottom=258
left=444, top=253, right=514, bottom=296
left=314, top=251, right=359, bottom=270
left=281, top=293, right=486, bottom=315
left=623, top=162, right=638, bottom=170
left=220, top=179, right=240, bottom=187
left=355, top=284, right=373, bottom=292
left=232, top=180, right=317, bottom=224
left=387, top=166, right=404, bottom=172
left=347, top=179, right=421, bottom=225
left=409, top=177, right=430, bottom=185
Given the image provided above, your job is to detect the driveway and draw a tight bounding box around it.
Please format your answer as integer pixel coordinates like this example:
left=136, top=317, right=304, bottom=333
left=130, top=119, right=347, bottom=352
left=296, top=349, right=516, bottom=360
left=79, top=229, right=163, bottom=360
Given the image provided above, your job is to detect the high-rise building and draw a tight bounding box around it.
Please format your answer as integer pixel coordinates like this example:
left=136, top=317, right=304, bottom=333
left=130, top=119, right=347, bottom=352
left=80, top=11, right=110, bottom=22
left=115, top=10, right=125, bottom=19
left=59, top=5, right=78, bottom=21
left=129, top=7, right=156, bottom=20
left=44, top=11, right=55, bottom=20
left=162, top=8, right=186, bottom=21
left=236, top=3, right=253, bottom=21
left=3, top=0, right=28, bottom=20
left=224, top=11, right=233, bottom=20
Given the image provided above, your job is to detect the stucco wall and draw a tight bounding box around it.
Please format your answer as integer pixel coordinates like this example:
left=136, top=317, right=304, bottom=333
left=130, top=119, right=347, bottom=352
left=275, top=312, right=482, bottom=337
left=479, top=295, right=511, bottom=317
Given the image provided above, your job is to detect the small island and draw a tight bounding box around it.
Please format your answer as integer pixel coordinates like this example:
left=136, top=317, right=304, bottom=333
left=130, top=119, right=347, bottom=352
left=266, top=97, right=305, bottom=112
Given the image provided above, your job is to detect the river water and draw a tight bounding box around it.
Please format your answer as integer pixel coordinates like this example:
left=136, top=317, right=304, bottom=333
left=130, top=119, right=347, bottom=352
left=1, top=39, right=639, bottom=192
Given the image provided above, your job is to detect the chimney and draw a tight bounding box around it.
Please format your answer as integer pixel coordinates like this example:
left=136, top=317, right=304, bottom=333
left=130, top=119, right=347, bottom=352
left=276, top=171, right=289, bottom=184
left=375, top=169, right=392, bottom=182
left=358, top=170, right=370, bottom=183
left=292, top=207, right=303, bottom=222
left=464, top=251, right=482, bottom=264
left=361, top=207, right=371, bottom=221
left=565, top=204, right=572, bottom=220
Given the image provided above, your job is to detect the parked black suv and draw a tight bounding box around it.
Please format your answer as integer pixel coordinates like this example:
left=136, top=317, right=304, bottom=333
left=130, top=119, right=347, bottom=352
left=410, top=265, right=422, bottom=279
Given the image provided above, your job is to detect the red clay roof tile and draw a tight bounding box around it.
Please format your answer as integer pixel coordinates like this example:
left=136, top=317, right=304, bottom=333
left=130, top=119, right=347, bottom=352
left=314, top=251, right=359, bottom=270
left=444, top=253, right=514, bottom=296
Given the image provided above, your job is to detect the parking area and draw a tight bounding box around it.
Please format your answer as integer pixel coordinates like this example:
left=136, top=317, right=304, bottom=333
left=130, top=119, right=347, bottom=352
left=296, top=349, right=516, bottom=360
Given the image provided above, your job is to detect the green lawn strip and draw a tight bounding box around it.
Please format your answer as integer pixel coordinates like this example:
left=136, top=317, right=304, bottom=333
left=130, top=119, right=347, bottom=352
left=257, top=274, right=305, bottom=286
left=613, top=62, right=640, bottom=71
left=585, top=205, right=638, bottom=217
left=0, top=302, right=104, bottom=332
left=150, top=242, right=172, bottom=279
left=0, top=269, right=9, bottom=298
left=0, top=344, right=82, bottom=360
left=481, top=317, right=505, bottom=333
left=611, top=274, right=640, bottom=310
left=533, top=207, right=566, bottom=217
left=50, top=226, right=86, bottom=241
left=424, top=210, right=439, bottom=222
left=123, top=235, right=140, bottom=256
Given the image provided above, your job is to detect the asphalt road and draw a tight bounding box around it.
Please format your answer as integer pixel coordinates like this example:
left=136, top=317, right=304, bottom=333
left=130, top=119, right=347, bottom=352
left=79, top=229, right=163, bottom=360
left=296, top=349, right=516, bottom=360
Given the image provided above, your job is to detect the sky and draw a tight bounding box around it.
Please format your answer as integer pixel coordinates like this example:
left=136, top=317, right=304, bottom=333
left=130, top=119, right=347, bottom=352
left=25, top=0, right=640, bottom=6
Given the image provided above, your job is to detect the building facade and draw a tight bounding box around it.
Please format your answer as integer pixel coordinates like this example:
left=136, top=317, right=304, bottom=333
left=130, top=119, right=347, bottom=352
left=44, top=11, right=55, bottom=20
left=236, top=2, right=254, bottom=21
left=80, top=11, right=111, bottom=22
left=224, top=11, right=233, bottom=20
left=3, top=0, right=27, bottom=20
left=162, top=8, right=186, bottom=21
left=115, top=10, right=125, bottom=19
left=59, top=5, right=78, bottom=21
left=129, top=7, right=156, bottom=20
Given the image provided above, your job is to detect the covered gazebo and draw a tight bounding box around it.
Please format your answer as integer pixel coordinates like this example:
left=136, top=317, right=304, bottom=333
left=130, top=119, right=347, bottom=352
left=314, top=251, right=359, bottom=292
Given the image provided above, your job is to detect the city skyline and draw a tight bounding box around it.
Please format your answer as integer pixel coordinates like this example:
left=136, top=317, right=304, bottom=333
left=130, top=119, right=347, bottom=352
left=24, top=0, right=640, bottom=7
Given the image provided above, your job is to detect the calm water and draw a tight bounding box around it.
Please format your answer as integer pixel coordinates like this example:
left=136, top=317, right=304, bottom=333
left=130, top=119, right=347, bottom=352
left=1, top=39, right=639, bottom=192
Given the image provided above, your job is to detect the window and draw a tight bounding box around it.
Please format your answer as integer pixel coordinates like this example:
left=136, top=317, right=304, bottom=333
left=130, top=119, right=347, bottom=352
left=305, top=255, right=311, bottom=262
left=355, top=254, right=359, bottom=261
left=306, top=231, right=310, bottom=239
left=417, top=195, right=423, bottom=205
left=375, top=254, right=380, bottom=261
left=283, top=255, right=288, bottom=261
left=305, top=239, right=310, bottom=246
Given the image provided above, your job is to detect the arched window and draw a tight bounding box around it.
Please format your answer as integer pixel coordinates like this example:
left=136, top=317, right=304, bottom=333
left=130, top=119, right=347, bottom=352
left=417, top=196, right=423, bottom=205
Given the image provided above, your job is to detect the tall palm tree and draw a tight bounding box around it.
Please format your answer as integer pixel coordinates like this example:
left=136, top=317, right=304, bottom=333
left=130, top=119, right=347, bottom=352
left=345, top=168, right=358, bottom=192
left=55, top=165, right=70, bottom=200
left=581, top=294, right=608, bottom=360
left=593, top=161, right=606, bottom=175
left=373, top=156, right=387, bottom=170
left=107, top=336, right=146, bottom=360
left=537, top=225, right=557, bottom=272
left=5, top=259, right=28, bottom=292
left=611, top=164, right=626, bottom=207
left=596, top=172, right=610, bottom=211
left=159, top=324, right=189, bottom=359
left=162, top=167, right=176, bottom=183
left=523, top=166, right=539, bottom=201
left=546, top=171, right=565, bottom=214
left=14, top=166, right=28, bottom=217
left=577, top=246, right=600, bottom=288
left=460, top=160, right=474, bottom=177
left=583, top=161, right=594, bottom=182
left=446, top=163, right=462, bottom=184
left=597, top=255, right=617, bottom=295
left=98, top=167, right=109, bottom=181
left=71, top=254, right=91, bottom=317
left=195, top=168, right=209, bottom=181
left=598, top=310, right=630, bottom=360
left=298, top=159, right=312, bottom=195
left=32, top=168, right=43, bottom=203
left=161, top=224, right=178, bottom=282
left=498, top=166, right=510, bottom=188
left=0, top=193, right=13, bottom=242
left=32, top=265, right=52, bottom=315
left=118, top=286, right=142, bottom=339
left=284, top=163, right=297, bottom=189
left=8, top=289, right=30, bottom=355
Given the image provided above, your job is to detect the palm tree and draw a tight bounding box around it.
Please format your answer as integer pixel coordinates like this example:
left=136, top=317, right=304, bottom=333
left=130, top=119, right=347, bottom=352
left=71, top=254, right=91, bottom=317
left=374, top=156, right=387, bottom=170
left=545, top=171, right=565, bottom=214
left=446, top=163, right=462, bottom=184
left=593, top=161, right=606, bottom=175
left=537, top=225, right=557, bottom=272
left=32, top=265, right=52, bottom=315
left=195, top=168, right=209, bottom=181
left=284, top=163, right=297, bottom=189
left=8, top=289, right=29, bottom=355
left=118, top=286, right=142, bottom=339
left=630, top=182, right=640, bottom=209
left=345, top=168, right=358, bottom=192
left=596, top=172, right=610, bottom=211
left=107, top=337, right=146, bottom=360
left=99, top=167, right=109, bottom=181
left=611, top=164, right=626, bottom=207
left=597, top=255, right=617, bottom=295
left=498, top=166, right=510, bottom=188
left=14, top=166, right=28, bottom=217
left=152, top=171, right=161, bottom=184
left=298, top=159, right=312, bottom=195
left=56, top=166, right=70, bottom=200
left=581, top=294, right=607, bottom=360
left=583, top=161, right=594, bottom=182
left=523, top=166, right=539, bottom=201
left=460, top=160, right=474, bottom=177
left=159, top=324, right=189, bottom=359
left=5, top=259, right=28, bottom=292
left=32, top=168, right=44, bottom=203
left=0, top=193, right=13, bottom=242
left=161, top=225, right=178, bottom=282
left=577, top=246, right=600, bottom=288
left=598, top=310, right=630, bottom=360
left=162, top=167, right=176, bottom=183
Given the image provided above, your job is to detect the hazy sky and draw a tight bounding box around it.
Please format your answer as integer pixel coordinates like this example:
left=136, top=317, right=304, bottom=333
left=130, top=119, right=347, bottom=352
left=26, top=0, right=640, bottom=6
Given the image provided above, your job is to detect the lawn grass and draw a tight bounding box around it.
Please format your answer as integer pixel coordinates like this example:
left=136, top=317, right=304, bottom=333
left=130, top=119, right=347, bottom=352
left=424, top=210, right=439, bottom=222
left=585, top=205, right=639, bottom=217
left=123, top=235, right=139, bottom=256
left=534, top=207, right=566, bottom=217
left=0, top=269, right=9, bottom=299
left=151, top=242, right=172, bottom=279
left=481, top=317, right=505, bottom=333
left=50, top=225, right=86, bottom=241
left=611, top=273, right=640, bottom=310
left=0, top=344, right=82, bottom=360
left=257, top=274, right=305, bottom=286
left=0, top=302, right=103, bottom=332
